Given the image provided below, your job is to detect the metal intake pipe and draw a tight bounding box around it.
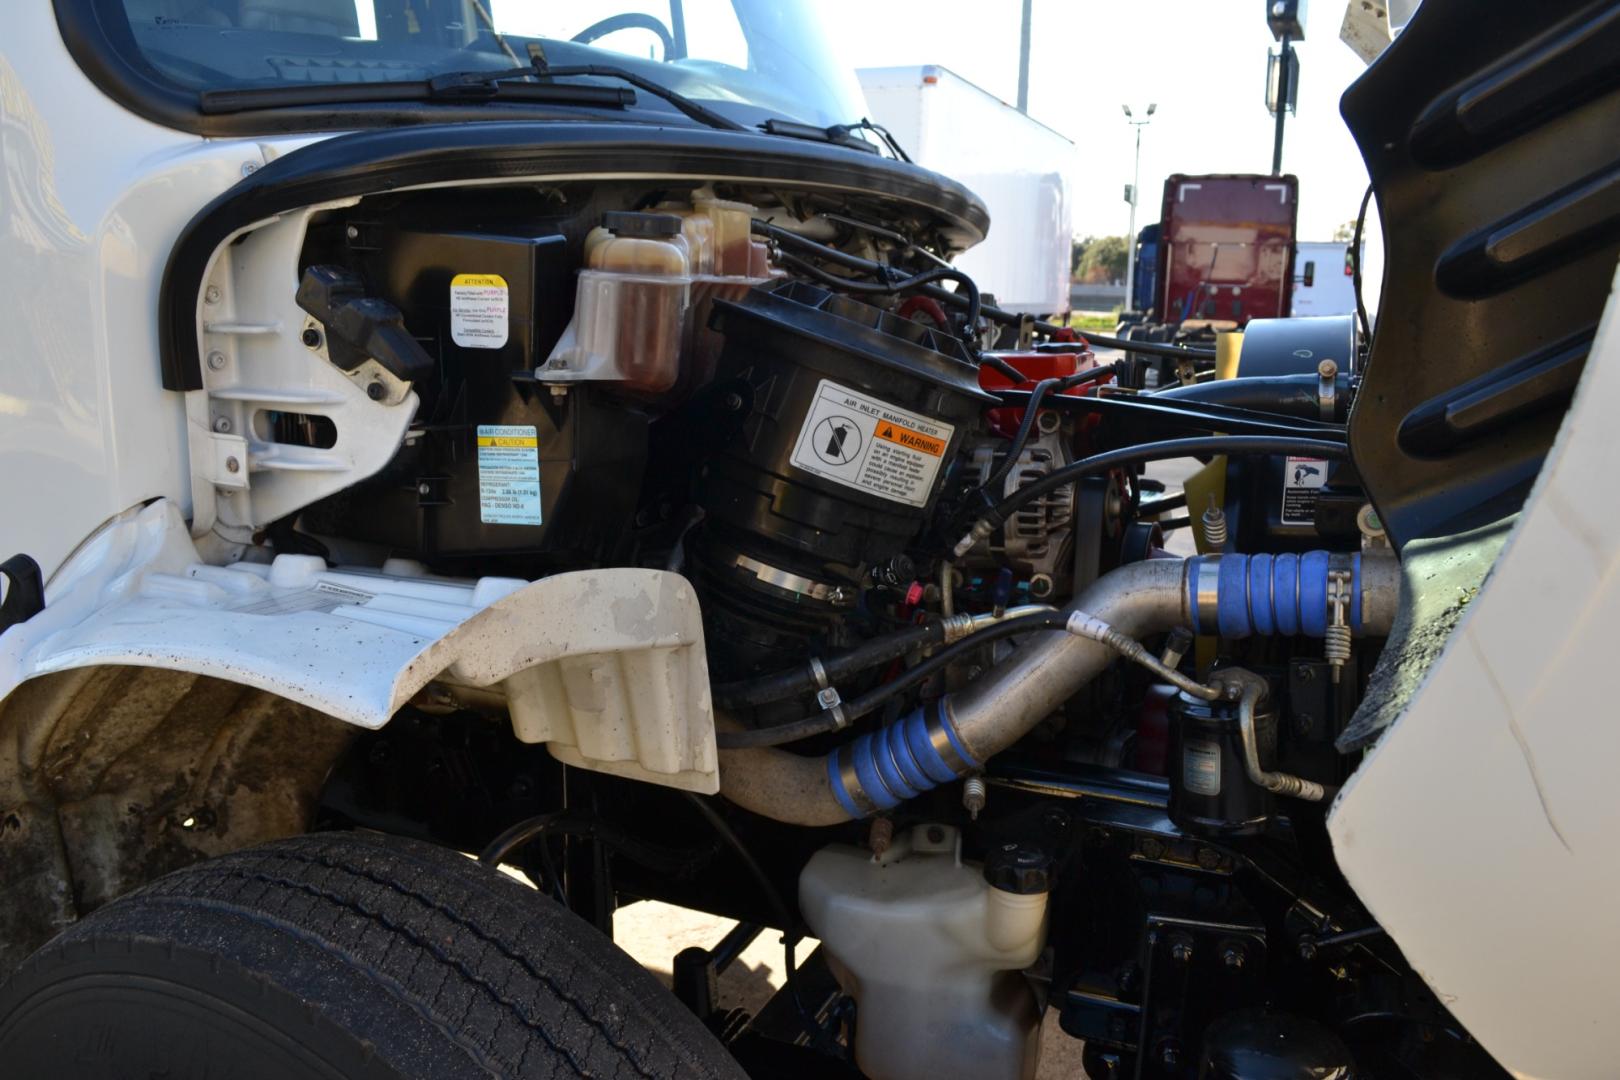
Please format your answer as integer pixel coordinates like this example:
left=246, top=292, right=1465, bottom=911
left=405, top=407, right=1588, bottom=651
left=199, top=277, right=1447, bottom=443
left=717, top=553, right=1398, bottom=826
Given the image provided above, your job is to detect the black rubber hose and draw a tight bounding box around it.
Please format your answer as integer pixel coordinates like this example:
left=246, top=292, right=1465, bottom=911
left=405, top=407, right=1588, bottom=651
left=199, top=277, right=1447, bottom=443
left=773, top=252, right=981, bottom=340
left=1352, top=183, right=1375, bottom=346
left=973, top=364, right=1119, bottom=506
left=1037, top=335, right=1217, bottom=361
left=714, top=611, right=1071, bottom=749
left=1155, top=373, right=1353, bottom=420
left=1139, top=491, right=1187, bottom=515
left=957, top=436, right=1351, bottom=552
left=753, top=219, right=1066, bottom=338
left=713, top=621, right=945, bottom=710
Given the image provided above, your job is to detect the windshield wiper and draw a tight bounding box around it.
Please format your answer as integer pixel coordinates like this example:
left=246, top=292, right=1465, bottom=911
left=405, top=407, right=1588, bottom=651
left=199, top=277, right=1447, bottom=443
left=202, top=44, right=744, bottom=131
left=199, top=77, right=634, bottom=115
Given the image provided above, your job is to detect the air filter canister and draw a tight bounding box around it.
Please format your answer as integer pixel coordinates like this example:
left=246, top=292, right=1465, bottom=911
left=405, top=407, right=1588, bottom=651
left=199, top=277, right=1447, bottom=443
left=696, top=280, right=993, bottom=670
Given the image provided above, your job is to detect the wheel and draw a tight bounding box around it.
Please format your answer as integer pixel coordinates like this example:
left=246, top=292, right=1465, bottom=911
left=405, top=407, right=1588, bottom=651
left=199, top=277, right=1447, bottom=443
left=0, top=831, right=746, bottom=1080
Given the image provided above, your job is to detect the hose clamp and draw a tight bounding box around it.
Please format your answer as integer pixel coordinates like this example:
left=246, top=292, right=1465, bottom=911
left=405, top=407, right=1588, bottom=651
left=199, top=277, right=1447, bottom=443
left=808, top=657, right=848, bottom=729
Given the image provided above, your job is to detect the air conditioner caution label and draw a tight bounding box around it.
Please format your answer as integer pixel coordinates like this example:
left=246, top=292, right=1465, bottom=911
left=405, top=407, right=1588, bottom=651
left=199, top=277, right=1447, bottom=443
left=450, top=273, right=509, bottom=349
left=789, top=379, right=953, bottom=508
left=476, top=424, right=542, bottom=525
left=1280, top=456, right=1328, bottom=525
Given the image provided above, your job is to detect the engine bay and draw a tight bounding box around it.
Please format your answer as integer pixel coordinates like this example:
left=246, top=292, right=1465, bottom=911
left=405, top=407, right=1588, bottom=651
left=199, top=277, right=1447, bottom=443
left=167, top=170, right=1500, bottom=1080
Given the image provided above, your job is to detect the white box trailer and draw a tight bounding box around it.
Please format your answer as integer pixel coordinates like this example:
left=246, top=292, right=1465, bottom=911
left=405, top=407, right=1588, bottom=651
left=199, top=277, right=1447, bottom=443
left=1290, top=240, right=1362, bottom=317
left=857, top=64, right=1076, bottom=316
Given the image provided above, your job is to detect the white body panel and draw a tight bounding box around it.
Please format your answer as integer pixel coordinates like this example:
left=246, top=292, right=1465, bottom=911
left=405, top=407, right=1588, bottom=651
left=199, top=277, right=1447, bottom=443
left=1330, top=260, right=1620, bottom=1080
left=0, top=4, right=326, bottom=580
left=857, top=65, right=1074, bottom=316
left=1290, top=241, right=1360, bottom=317
left=0, top=500, right=719, bottom=792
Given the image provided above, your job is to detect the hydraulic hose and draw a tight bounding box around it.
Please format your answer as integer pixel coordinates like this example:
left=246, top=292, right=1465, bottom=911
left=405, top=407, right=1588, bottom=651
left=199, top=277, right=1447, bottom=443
left=752, top=219, right=1069, bottom=338
left=1155, top=373, right=1352, bottom=420
left=715, top=610, right=1070, bottom=749
left=952, top=435, right=1350, bottom=558
left=1038, top=334, right=1217, bottom=360
left=713, top=604, right=1057, bottom=711
left=716, top=553, right=1399, bottom=826
left=971, top=364, right=1120, bottom=507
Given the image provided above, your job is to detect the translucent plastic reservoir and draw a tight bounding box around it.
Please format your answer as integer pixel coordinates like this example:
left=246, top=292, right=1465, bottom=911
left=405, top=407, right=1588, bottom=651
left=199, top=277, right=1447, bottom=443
left=799, top=827, right=1049, bottom=1080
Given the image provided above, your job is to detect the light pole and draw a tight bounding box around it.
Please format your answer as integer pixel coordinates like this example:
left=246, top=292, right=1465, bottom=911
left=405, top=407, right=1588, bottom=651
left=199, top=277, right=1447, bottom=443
left=1122, top=103, right=1155, bottom=314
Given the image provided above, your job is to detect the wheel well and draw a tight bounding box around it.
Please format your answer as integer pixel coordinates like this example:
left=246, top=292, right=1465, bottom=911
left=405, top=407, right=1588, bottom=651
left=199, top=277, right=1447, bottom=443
left=0, top=665, right=353, bottom=972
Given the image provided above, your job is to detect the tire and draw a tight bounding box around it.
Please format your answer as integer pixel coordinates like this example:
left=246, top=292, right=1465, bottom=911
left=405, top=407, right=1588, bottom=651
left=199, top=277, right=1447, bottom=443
left=0, top=831, right=747, bottom=1080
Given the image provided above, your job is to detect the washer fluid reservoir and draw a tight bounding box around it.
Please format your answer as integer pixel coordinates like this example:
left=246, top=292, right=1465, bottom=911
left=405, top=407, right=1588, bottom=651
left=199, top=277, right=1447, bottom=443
left=799, top=826, right=1050, bottom=1080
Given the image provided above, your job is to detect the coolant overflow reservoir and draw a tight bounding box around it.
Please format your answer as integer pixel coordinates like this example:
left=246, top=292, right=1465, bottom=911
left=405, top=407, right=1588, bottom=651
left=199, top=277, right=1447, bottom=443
left=799, top=826, right=1050, bottom=1080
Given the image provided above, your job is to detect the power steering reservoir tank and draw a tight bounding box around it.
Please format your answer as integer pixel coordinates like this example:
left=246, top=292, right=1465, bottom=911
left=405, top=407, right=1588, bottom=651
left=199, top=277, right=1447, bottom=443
left=799, top=827, right=1051, bottom=1080
left=693, top=280, right=994, bottom=672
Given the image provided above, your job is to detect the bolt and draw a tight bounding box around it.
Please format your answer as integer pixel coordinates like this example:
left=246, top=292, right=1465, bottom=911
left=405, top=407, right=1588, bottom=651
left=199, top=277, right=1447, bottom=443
left=1028, top=573, right=1055, bottom=599
left=212, top=416, right=231, bottom=433
left=346, top=224, right=360, bottom=240
left=1194, top=845, right=1222, bottom=870
left=206, top=350, right=227, bottom=371
left=1115, top=964, right=1139, bottom=998
left=1139, top=836, right=1166, bottom=861
left=1298, top=937, right=1319, bottom=962
left=1318, top=358, right=1339, bottom=379
left=1294, top=712, right=1315, bottom=736
left=722, top=391, right=744, bottom=411
left=301, top=327, right=322, bottom=348
left=1169, top=940, right=1193, bottom=964
left=1222, top=945, right=1246, bottom=970
left=417, top=482, right=432, bottom=496
left=1159, top=1043, right=1182, bottom=1069
left=869, top=816, right=894, bottom=857
left=366, top=381, right=386, bottom=401
left=204, top=285, right=221, bottom=304
left=926, top=824, right=947, bottom=845
left=241, top=161, right=259, bottom=177
left=1296, top=663, right=1316, bottom=682
left=224, top=456, right=240, bottom=474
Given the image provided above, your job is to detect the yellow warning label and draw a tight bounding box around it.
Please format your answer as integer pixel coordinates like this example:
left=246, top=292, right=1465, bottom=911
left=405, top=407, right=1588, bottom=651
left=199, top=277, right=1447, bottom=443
left=477, top=435, right=538, bottom=448
left=875, top=421, right=946, bottom=457
left=451, top=273, right=508, bottom=288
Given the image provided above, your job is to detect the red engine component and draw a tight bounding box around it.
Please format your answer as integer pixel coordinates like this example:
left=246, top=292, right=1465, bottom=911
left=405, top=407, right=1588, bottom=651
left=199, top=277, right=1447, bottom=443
left=978, top=347, right=1108, bottom=439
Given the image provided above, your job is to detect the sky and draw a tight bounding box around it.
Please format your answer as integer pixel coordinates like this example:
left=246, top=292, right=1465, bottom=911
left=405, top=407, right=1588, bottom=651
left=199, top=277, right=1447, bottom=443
left=820, top=0, right=1381, bottom=243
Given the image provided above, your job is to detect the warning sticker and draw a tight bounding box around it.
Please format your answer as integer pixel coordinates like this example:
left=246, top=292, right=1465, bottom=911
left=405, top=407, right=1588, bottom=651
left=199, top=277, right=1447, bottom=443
left=450, top=273, right=509, bottom=349
left=788, top=379, right=954, bottom=508
left=1281, top=456, right=1329, bottom=526
left=476, top=424, right=542, bottom=526
left=1183, top=738, right=1222, bottom=797
left=233, top=580, right=375, bottom=617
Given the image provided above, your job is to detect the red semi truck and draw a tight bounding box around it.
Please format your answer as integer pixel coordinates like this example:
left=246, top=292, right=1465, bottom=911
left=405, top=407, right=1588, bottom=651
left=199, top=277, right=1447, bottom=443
left=1120, top=173, right=1301, bottom=386
left=1154, top=173, right=1299, bottom=327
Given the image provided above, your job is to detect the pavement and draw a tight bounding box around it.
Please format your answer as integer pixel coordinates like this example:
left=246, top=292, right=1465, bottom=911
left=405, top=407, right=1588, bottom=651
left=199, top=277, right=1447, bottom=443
left=612, top=454, right=1205, bottom=1078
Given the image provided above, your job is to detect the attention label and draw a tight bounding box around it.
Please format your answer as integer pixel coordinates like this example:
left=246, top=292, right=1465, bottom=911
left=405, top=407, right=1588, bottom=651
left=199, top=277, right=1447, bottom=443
left=1183, top=738, right=1222, bottom=796
left=476, top=424, right=542, bottom=526
left=450, top=273, right=509, bottom=349
left=789, top=379, right=954, bottom=508
left=1280, top=456, right=1329, bottom=526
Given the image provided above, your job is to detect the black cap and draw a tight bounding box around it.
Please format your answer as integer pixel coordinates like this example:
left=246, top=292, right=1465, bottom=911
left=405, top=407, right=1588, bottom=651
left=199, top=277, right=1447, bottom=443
left=602, top=211, right=683, bottom=238
left=983, top=841, right=1053, bottom=895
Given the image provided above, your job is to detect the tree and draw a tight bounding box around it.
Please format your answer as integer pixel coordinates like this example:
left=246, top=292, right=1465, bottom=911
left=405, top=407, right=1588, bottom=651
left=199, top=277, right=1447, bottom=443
left=1077, top=235, right=1129, bottom=284
left=1070, top=236, right=1093, bottom=279
left=1331, top=219, right=1357, bottom=242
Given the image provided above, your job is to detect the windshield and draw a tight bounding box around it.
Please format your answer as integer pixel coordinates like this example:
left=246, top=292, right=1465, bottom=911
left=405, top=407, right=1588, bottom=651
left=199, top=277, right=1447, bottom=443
left=100, top=0, right=869, bottom=129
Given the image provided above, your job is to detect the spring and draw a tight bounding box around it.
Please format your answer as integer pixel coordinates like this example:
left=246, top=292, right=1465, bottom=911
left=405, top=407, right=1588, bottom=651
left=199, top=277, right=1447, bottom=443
left=1201, top=495, right=1229, bottom=550
left=962, top=775, right=988, bottom=820
left=1324, top=623, right=1352, bottom=683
